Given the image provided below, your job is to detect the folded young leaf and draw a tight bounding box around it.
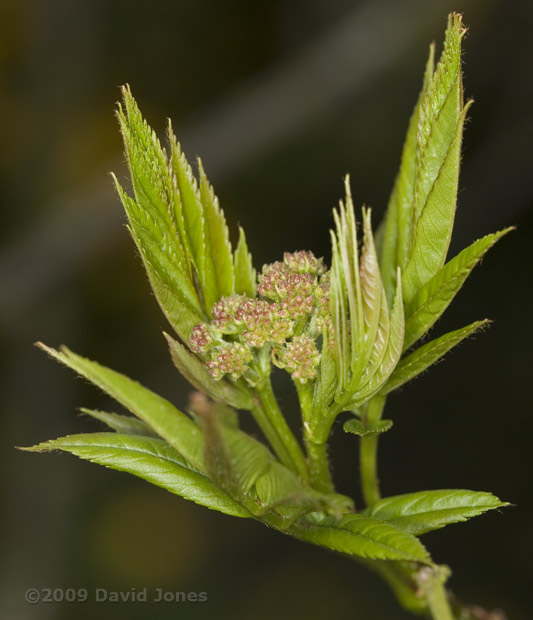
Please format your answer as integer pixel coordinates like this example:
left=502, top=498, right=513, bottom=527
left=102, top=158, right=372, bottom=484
left=356, top=209, right=384, bottom=378
left=290, top=513, right=431, bottom=563
left=234, top=226, right=257, bottom=298
left=255, top=462, right=321, bottom=521
left=36, top=343, right=206, bottom=472
left=342, top=274, right=404, bottom=409
left=343, top=418, right=393, bottom=437
left=330, top=179, right=364, bottom=392
left=381, top=320, right=488, bottom=395
left=403, top=229, right=512, bottom=349
left=198, top=407, right=242, bottom=497
left=217, top=424, right=272, bottom=494
left=80, top=408, right=160, bottom=437
left=311, top=332, right=337, bottom=419
left=364, top=489, right=508, bottom=535
left=24, top=433, right=250, bottom=518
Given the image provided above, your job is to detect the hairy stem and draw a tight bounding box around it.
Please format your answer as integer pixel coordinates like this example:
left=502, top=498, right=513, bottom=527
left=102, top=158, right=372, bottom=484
left=426, top=581, right=455, bottom=620
left=254, top=377, right=309, bottom=483
left=304, top=436, right=334, bottom=493
left=419, top=566, right=455, bottom=620
left=360, top=394, right=386, bottom=506
left=296, top=382, right=335, bottom=493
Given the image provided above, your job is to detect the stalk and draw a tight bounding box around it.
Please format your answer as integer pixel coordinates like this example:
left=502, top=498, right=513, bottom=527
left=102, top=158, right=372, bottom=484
left=359, top=394, right=386, bottom=506
left=254, top=377, right=309, bottom=484
left=296, top=381, right=335, bottom=493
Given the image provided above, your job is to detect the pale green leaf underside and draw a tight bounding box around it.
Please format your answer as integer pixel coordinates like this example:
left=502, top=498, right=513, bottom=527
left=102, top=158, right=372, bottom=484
left=381, top=319, right=488, bottom=395
left=291, top=513, right=431, bottom=563
left=25, top=433, right=250, bottom=518
left=364, top=489, right=508, bottom=535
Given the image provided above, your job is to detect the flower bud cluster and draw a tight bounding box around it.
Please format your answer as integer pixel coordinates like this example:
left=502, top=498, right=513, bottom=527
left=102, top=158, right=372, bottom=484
left=189, top=251, right=332, bottom=383
left=272, top=334, right=321, bottom=383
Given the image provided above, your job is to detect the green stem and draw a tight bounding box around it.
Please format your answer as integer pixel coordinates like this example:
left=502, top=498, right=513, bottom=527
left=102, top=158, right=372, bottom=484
left=364, top=560, right=428, bottom=616
left=359, top=394, right=386, bottom=506
left=254, top=378, right=309, bottom=484
left=296, top=382, right=334, bottom=493
left=304, top=436, right=334, bottom=493
left=422, top=567, right=455, bottom=620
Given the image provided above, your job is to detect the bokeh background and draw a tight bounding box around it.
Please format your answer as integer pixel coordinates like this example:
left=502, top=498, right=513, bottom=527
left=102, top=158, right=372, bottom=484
left=1, top=1, right=532, bottom=618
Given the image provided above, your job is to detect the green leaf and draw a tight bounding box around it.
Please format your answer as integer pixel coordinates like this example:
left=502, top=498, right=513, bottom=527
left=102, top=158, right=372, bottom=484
left=234, top=226, right=257, bottom=298
left=331, top=179, right=365, bottom=389
left=404, top=229, right=512, bottom=349
left=402, top=16, right=468, bottom=304
left=36, top=343, right=205, bottom=472
left=343, top=418, right=393, bottom=436
left=113, top=171, right=203, bottom=342
left=381, top=320, right=488, bottom=395
left=217, top=424, right=272, bottom=494
left=348, top=274, right=404, bottom=406
left=164, top=332, right=253, bottom=410
left=364, top=489, right=508, bottom=535
left=24, top=433, right=250, bottom=518
left=290, top=513, right=431, bottom=563
left=198, top=159, right=235, bottom=308
left=80, top=408, right=159, bottom=437
left=116, top=87, right=250, bottom=328
left=255, top=462, right=315, bottom=518
left=380, top=43, right=435, bottom=304
left=117, top=87, right=183, bottom=241
left=167, top=127, right=208, bottom=294
left=199, top=406, right=241, bottom=497
left=356, top=209, right=384, bottom=378
left=311, top=332, right=337, bottom=418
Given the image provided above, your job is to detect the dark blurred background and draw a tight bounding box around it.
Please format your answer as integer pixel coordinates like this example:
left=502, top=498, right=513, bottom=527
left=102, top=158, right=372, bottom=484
left=1, top=1, right=532, bottom=618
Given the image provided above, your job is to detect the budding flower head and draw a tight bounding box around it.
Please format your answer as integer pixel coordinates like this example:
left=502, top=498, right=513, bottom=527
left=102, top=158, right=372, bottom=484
left=283, top=250, right=326, bottom=275
left=188, top=249, right=331, bottom=383
left=189, top=323, right=213, bottom=355
left=211, top=294, right=246, bottom=331
left=206, top=342, right=253, bottom=380
left=272, top=334, right=321, bottom=384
